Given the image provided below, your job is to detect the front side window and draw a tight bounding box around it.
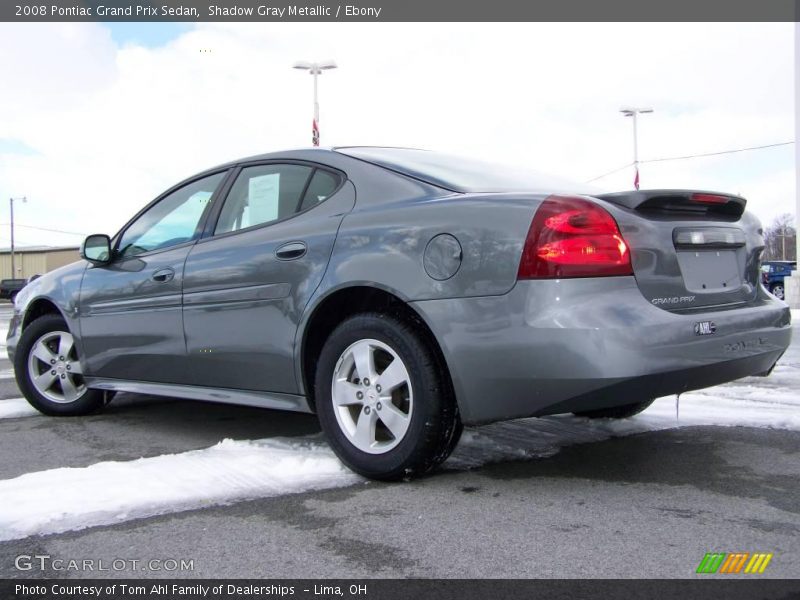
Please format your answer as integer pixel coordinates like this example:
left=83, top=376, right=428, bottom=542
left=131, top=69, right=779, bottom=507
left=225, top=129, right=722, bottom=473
left=118, top=172, right=225, bottom=258
left=214, top=164, right=314, bottom=235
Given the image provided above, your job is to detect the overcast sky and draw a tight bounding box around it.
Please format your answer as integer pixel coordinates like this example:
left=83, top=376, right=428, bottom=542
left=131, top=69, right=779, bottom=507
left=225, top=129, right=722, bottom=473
left=0, top=22, right=794, bottom=248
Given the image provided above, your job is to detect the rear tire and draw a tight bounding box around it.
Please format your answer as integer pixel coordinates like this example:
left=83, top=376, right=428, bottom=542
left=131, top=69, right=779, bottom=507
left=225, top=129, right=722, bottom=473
left=315, top=312, right=461, bottom=481
left=15, top=314, right=106, bottom=416
left=770, top=284, right=785, bottom=301
left=573, top=398, right=655, bottom=419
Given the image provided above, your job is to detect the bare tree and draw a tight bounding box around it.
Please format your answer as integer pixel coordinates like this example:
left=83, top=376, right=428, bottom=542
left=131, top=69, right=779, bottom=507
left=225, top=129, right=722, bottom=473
left=762, top=213, right=796, bottom=261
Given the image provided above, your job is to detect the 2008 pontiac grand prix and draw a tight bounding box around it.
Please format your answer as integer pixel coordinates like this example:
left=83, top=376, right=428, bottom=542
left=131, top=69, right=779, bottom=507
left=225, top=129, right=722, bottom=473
left=7, top=147, right=792, bottom=480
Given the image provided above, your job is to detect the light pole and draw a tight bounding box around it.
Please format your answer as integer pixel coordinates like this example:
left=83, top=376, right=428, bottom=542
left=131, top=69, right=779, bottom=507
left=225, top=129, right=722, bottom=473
left=293, top=60, right=337, bottom=146
left=620, top=107, right=653, bottom=190
left=9, top=196, right=26, bottom=280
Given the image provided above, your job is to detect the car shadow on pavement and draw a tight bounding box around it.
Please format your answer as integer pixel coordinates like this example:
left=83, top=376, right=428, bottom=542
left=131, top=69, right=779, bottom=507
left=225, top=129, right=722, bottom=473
left=105, top=392, right=322, bottom=440
left=0, top=393, right=323, bottom=479
left=463, top=425, right=800, bottom=517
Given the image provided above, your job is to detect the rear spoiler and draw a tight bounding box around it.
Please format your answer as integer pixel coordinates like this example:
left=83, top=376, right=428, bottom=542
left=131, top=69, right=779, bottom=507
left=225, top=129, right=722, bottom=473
left=596, top=190, right=746, bottom=219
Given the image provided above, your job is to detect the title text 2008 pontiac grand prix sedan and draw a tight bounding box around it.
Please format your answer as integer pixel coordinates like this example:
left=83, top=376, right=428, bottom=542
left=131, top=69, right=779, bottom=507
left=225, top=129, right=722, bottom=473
left=7, top=147, right=791, bottom=480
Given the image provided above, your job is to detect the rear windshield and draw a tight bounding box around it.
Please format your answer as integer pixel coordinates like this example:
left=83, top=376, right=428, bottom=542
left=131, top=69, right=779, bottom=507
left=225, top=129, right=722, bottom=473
left=336, top=147, right=595, bottom=194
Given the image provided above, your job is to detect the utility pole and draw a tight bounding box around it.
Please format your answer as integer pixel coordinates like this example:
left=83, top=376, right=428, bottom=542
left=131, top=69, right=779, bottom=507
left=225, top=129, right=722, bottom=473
left=9, top=196, right=26, bottom=280
left=292, top=60, right=337, bottom=146
left=620, top=107, right=653, bottom=190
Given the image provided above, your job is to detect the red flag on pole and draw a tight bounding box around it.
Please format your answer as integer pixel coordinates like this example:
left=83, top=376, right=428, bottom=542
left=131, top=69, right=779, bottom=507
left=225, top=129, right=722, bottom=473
left=633, top=166, right=640, bottom=190
left=312, top=119, right=320, bottom=146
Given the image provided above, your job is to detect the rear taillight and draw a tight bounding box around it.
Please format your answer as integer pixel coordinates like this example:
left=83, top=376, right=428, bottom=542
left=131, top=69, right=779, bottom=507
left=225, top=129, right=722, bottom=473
left=518, top=196, right=633, bottom=279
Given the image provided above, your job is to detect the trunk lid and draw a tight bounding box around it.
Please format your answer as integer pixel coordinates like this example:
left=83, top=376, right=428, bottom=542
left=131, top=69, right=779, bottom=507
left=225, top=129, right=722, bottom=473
left=596, top=190, right=763, bottom=312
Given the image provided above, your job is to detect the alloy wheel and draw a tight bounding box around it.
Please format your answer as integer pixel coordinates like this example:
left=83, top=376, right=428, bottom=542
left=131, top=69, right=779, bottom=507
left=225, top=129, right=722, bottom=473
left=331, top=338, right=413, bottom=454
left=27, top=330, right=87, bottom=404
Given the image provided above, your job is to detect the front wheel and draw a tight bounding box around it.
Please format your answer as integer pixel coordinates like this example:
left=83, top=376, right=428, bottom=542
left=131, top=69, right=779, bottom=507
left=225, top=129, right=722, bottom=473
left=14, top=314, right=107, bottom=416
left=770, top=284, right=785, bottom=301
left=315, top=313, right=461, bottom=481
left=573, top=398, right=655, bottom=419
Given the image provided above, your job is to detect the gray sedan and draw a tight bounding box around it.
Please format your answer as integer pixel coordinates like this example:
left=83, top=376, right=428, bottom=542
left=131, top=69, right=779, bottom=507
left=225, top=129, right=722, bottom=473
left=6, top=147, right=792, bottom=480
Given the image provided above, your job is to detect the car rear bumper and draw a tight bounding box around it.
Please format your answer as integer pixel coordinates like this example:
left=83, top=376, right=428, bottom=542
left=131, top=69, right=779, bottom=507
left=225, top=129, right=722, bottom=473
left=411, top=277, right=792, bottom=425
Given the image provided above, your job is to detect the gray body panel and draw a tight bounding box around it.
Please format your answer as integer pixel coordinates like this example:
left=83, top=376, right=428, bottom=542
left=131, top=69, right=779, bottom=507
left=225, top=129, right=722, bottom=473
left=412, top=278, right=790, bottom=424
left=6, top=260, right=86, bottom=360
left=608, top=202, right=763, bottom=311
left=7, top=148, right=793, bottom=424
left=85, top=378, right=311, bottom=413
left=78, top=244, right=192, bottom=382
left=319, top=194, right=537, bottom=301
left=180, top=181, right=356, bottom=393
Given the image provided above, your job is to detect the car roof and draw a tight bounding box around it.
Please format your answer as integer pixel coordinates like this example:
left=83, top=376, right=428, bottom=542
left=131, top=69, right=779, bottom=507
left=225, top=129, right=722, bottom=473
left=333, top=146, right=595, bottom=194
left=191, top=146, right=593, bottom=196
left=208, top=146, right=423, bottom=168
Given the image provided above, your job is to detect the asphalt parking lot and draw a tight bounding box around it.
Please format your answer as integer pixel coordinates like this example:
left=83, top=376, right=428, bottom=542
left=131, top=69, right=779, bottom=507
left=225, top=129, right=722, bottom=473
left=0, top=303, right=798, bottom=579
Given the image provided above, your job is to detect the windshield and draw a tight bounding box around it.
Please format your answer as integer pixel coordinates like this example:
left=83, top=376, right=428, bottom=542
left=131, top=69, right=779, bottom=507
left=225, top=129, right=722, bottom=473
left=336, top=147, right=598, bottom=195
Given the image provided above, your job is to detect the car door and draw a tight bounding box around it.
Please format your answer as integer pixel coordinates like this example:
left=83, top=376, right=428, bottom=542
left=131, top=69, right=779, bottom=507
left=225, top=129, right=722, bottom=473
left=179, top=161, right=355, bottom=393
left=78, top=170, right=228, bottom=382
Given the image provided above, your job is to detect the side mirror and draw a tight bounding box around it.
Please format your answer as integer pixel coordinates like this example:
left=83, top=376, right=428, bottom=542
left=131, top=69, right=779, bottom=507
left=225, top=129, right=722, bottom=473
left=80, top=234, right=112, bottom=265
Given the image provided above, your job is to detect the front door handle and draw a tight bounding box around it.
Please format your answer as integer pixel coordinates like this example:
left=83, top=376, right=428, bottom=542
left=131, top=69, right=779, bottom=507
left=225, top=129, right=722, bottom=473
left=275, top=241, right=307, bottom=261
left=151, top=268, right=175, bottom=283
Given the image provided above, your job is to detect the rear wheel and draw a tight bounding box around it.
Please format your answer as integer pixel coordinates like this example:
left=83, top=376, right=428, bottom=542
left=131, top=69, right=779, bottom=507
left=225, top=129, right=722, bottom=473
left=770, top=284, right=785, bottom=301
left=15, top=314, right=106, bottom=416
left=315, top=312, right=461, bottom=481
left=573, top=398, right=655, bottom=419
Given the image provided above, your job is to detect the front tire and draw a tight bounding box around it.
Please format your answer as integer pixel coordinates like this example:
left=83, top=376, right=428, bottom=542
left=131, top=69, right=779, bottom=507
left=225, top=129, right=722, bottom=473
left=15, top=314, right=106, bottom=416
left=315, top=312, right=461, bottom=481
left=770, top=284, right=785, bottom=301
left=573, top=398, right=655, bottom=419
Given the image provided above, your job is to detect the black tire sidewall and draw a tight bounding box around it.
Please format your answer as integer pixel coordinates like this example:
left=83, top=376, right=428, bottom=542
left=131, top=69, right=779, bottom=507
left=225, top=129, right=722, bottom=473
left=14, top=314, right=104, bottom=416
left=315, top=313, right=455, bottom=480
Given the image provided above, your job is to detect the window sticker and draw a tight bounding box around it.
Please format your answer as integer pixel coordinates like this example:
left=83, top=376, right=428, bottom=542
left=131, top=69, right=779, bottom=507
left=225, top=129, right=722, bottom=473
left=248, top=173, right=280, bottom=225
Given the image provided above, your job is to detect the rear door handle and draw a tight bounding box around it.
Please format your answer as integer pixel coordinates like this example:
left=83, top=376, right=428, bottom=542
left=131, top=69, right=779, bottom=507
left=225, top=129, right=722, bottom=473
left=151, top=268, right=175, bottom=283
left=275, top=241, right=307, bottom=261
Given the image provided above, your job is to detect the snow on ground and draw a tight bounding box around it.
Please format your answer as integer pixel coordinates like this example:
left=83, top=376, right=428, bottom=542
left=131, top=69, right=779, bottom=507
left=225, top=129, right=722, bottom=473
left=0, top=306, right=796, bottom=540
left=0, top=437, right=360, bottom=542
left=0, top=398, right=39, bottom=420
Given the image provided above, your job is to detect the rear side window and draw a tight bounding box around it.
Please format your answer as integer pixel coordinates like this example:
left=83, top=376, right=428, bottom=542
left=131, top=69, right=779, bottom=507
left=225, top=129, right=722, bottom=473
left=299, top=169, right=340, bottom=212
left=215, top=164, right=312, bottom=235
